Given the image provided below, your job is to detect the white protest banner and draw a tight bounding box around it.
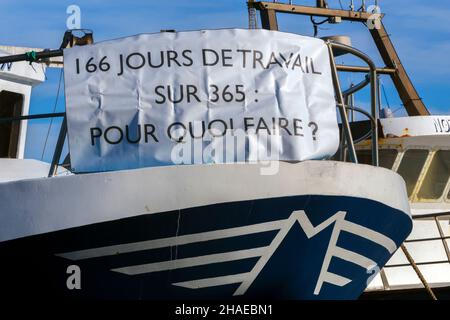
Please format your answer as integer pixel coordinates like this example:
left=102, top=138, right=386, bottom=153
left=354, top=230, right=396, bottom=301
left=63, top=29, right=339, bottom=172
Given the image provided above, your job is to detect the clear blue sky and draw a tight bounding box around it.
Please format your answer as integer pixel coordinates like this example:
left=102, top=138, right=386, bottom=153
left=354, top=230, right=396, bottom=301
left=1, top=0, right=449, bottom=162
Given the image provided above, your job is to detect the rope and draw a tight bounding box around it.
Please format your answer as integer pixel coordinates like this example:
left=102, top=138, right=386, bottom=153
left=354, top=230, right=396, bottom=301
left=380, top=79, right=391, bottom=109
left=41, top=69, right=64, bottom=161
left=392, top=106, right=404, bottom=114
left=401, top=244, right=437, bottom=300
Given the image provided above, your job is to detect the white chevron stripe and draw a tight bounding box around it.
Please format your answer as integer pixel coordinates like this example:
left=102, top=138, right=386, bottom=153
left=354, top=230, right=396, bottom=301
left=296, top=210, right=347, bottom=238
left=322, top=272, right=351, bottom=287
left=56, top=219, right=284, bottom=260
left=313, top=211, right=346, bottom=295
left=341, top=221, right=397, bottom=254
left=173, top=273, right=250, bottom=289
left=333, top=246, right=377, bottom=270
left=56, top=210, right=398, bottom=296
left=111, top=247, right=267, bottom=275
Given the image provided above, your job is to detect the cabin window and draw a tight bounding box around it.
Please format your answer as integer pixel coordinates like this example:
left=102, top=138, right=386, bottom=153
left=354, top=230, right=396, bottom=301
left=396, top=149, right=429, bottom=198
left=0, top=91, right=23, bottom=158
left=417, top=150, right=450, bottom=200
left=356, top=149, right=398, bottom=169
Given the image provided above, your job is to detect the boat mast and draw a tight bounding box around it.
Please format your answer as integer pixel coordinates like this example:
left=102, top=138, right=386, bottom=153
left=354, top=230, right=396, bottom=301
left=248, top=1, right=430, bottom=116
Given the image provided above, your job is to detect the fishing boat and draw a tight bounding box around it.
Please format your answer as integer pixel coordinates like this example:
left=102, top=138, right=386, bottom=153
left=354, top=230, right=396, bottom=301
left=0, top=1, right=446, bottom=300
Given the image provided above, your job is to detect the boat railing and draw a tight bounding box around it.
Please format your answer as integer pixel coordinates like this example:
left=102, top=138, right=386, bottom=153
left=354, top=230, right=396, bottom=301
left=367, top=211, right=450, bottom=298
left=327, top=41, right=380, bottom=166
left=408, top=211, right=450, bottom=248
left=0, top=111, right=66, bottom=177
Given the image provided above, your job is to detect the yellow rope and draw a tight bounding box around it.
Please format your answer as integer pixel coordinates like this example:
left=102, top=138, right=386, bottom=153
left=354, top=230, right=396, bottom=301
left=401, top=244, right=437, bottom=300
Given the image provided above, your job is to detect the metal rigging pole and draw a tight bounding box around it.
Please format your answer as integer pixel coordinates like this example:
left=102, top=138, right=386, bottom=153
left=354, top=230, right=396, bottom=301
left=247, top=1, right=430, bottom=116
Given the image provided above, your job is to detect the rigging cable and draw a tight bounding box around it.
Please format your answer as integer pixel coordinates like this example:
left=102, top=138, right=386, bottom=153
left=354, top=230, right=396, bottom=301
left=380, top=79, right=391, bottom=109
left=40, top=68, right=63, bottom=161
left=401, top=244, right=437, bottom=300
left=392, top=106, right=404, bottom=114
left=310, top=16, right=329, bottom=37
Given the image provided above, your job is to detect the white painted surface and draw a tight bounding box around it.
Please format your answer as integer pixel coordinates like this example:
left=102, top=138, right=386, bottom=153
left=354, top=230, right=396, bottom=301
left=403, top=241, right=447, bottom=264
left=0, top=161, right=410, bottom=242
left=367, top=273, right=384, bottom=290
left=366, top=218, right=450, bottom=291
left=380, top=115, right=450, bottom=137
left=386, top=247, right=409, bottom=266
left=0, top=159, right=50, bottom=182
left=379, top=264, right=450, bottom=290
left=408, top=220, right=449, bottom=240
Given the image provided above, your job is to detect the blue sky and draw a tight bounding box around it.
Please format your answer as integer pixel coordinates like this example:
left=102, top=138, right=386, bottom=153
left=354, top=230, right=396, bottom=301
left=1, top=0, right=449, bottom=162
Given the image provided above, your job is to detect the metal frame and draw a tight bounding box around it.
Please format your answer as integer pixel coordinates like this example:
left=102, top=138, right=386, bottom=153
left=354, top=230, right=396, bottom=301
left=48, top=116, right=67, bottom=177
left=344, top=106, right=375, bottom=144
left=0, top=49, right=61, bottom=64
left=249, top=1, right=430, bottom=116
left=377, top=212, right=450, bottom=299
left=252, top=1, right=378, bottom=22
left=0, top=112, right=66, bottom=177
left=337, top=65, right=395, bottom=75
left=0, top=112, right=65, bottom=124
left=327, top=41, right=379, bottom=166
left=327, top=43, right=357, bottom=164
left=4, top=1, right=430, bottom=117
left=343, top=74, right=370, bottom=98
